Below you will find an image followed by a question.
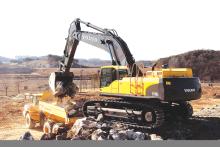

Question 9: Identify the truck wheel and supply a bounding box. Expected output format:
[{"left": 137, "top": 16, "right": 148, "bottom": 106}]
[
  {"left": 43, "top": 121, "right": 54, "bottom": 134},
  {"left": 25, "top": 113, "right": 36, "bottom": 129}
]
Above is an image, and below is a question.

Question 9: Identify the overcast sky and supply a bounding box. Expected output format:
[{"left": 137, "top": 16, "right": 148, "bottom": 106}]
[{"left": 0, "top": 0, "right": 220, "bottom": 60}]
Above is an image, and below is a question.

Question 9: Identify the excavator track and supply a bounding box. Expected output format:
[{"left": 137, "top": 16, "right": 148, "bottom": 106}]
[
  {"left": 82, "top": 99, "right": 165, "bottom": 129},
  {"left": 170, "top": 101, "right": 193, "bottom": 119}
]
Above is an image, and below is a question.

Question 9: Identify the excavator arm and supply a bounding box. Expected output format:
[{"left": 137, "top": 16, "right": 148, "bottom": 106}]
[
  {"left": 49, "top": 18, "right": 142, "bottom": 97},
  {"left": 60, "top": 18, "right": 140, "bottom": 74}
]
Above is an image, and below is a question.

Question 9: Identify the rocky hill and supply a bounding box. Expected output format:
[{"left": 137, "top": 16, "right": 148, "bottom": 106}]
[{"left": 156, "top": 50, "right": 220, "bottom": 81}]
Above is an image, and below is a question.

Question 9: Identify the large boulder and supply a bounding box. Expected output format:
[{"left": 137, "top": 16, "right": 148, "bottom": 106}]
[{"left": 19, "top": 131, "right": 34, "bottom": 140}]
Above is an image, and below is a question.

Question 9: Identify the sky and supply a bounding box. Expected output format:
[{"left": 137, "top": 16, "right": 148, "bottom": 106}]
[{"left": 0, "top": 0, "right": 220, "bottom": 60}]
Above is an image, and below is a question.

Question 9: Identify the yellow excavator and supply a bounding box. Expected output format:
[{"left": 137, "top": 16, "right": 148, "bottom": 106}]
[{"left": 48, "top": 18, "right": 202, "bottom": 129}]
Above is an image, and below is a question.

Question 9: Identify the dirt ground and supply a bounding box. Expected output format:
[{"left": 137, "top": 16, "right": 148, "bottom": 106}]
[
  {"left": 0, "top": 84, "right": 220, "bottom": 140},
  {"left": 0, "top": 97, "right": 43, "bottom": 140}
]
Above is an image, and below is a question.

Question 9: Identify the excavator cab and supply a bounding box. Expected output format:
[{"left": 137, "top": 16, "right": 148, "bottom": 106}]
[{"left": 100, "top": 66, "right": 128, "bottom": 88}]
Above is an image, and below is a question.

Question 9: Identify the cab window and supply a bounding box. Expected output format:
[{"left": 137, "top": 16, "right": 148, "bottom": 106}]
[
  {"left": 118, "top": 69, "right": 128, "bottom": 80},
  {"left": 100, "top": 68, "right": 116, "bottom": 87}
]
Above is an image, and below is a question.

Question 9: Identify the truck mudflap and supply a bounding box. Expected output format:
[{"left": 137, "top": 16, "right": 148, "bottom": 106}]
[{"left": 162, "top": 77, "right": 202, "bottom": 102}]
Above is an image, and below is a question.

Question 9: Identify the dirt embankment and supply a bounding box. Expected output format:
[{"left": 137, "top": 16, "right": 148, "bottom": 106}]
[{"left": 156, "top": 50, "right": 220, "bottom": 81}]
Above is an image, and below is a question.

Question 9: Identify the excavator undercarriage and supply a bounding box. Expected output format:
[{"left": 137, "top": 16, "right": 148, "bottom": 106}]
[{"left": 82, "top": 99, "right": 193, "bottom": 129}]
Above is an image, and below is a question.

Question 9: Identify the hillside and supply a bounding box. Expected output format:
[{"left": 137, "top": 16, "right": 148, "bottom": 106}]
[
  {"left": 0, "top": 50, "right": 219, "bottom": 80},
  {"left": 8, "top": 55, "right": 87, "bottom": 68},
  {"left": 156, "top": 50, "right": 220, "bottom": 81},
  {"left": 77, "top": 58, "right": 111, "bottom": 67},
  {"left": 0, "top": 56, "right": 10, "bottom": 63},
  {"left": 7, "top": 55, "right": 152, "bottom": 68}
]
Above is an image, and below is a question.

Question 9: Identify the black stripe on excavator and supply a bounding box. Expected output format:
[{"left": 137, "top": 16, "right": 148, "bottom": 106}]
[{"left": 100, "top": 93, "right": 161, "bottom": 100}]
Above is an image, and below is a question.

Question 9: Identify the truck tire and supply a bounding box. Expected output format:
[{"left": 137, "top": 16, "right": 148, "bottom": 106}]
[
  {"left": 25, "top": 113, "right": 36, "bottom": 129},
  {"left": 43, "top": 121, "right": 54, "bottom": 134}
]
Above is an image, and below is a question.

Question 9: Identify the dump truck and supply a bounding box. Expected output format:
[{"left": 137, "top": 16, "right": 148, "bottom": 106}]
[{"left": 23, "top": 91, "right": 81, "bottom": 133}]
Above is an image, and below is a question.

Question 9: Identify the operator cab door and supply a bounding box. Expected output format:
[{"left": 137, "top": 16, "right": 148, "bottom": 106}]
[
  {"left": 118, "top": 69, "right": 129, "bottom": 94},
  {"left": 100, "top": 68, "right": 118, "bottom": 93}
]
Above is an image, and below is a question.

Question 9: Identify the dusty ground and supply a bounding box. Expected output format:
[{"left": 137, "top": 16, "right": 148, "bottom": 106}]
[
  {"left": 0, "top": 97, "right": 43, "bottom": 140},
  {"left": 0, "top": 84, "right": 220, "bottom": 140}
]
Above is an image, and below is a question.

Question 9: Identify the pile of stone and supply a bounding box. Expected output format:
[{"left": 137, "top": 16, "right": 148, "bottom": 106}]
[
  {"left": 19, "top": 132, "right": 35, "bottom": 140},
  {"left": 67, "top": 117, "right": 154, "bottom": 140},
  {"left": 19, "top": 117, "right": 163, "bottom": 140}
]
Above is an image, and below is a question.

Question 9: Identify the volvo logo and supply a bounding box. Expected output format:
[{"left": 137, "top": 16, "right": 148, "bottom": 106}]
[
  {"left": 82, "top": 35, "right": 98, "bottom": 43},
  {"left": 184, "top": 89, "right": 195, "bottom": 92}
]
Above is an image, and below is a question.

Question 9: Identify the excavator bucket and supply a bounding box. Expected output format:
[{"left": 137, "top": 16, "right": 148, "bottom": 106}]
[{"left": 49, "top": 72, "right": 77, "bottom": 97}]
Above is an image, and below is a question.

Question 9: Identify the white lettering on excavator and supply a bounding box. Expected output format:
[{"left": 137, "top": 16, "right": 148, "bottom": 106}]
[
  {"left": 82, "top": 35, "right": 98, "bottom": 43},
  {"left": 184, "top": 89, "right": 195, "bottom": 93}
]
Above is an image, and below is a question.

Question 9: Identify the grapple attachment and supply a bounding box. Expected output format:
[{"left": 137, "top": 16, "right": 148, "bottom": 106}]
[{"left": 49, "top": 72, "right": 78, "bottom": 98}]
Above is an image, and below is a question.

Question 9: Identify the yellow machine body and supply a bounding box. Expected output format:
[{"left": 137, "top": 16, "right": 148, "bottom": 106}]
[{"left": 100, "top": 66, "right": 194, "bottom": 99}]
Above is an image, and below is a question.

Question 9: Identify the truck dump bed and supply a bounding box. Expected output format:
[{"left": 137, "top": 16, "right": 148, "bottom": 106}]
[
  {"left": 23, "top": 91, "right": 81, "bottom": 128},
  {"left": 38, "top": 101, "right": 78, "bottom": 125}
]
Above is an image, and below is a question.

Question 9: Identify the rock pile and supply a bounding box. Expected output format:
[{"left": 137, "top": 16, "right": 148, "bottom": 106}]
[
  {"left": 19, "top": 131, "right": 35, "bottom": 140},
  {"left": 66, "top": 117, "right": 151, "bottom": 140},
  {"left": 19, "top": 117, "right": 163, "bottom": 140}
]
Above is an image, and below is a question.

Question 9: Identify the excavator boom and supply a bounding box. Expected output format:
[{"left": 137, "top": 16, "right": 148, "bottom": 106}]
[{"left": 59, "top": 18, "right": 139, "bottom": 73}]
